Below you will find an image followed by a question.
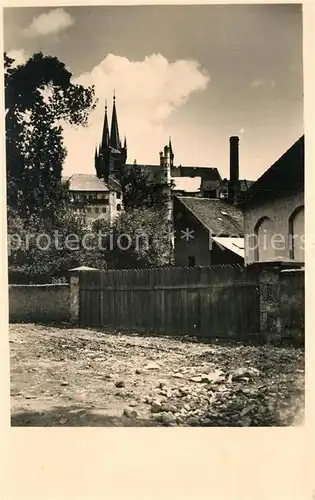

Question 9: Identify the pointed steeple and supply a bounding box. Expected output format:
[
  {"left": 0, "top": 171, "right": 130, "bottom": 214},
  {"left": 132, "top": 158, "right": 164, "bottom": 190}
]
[
  {"left": 101, "top": 99, "right": 109, "bottom": 149},
  {"left": 169, "top": 136, "right": 174, "bottom": 166},
  {"left": 110, "top": 91, "right": 121, "bottom": 150},
  {"left": 123, "top": 135, "right": 127, "bottom": 149}
]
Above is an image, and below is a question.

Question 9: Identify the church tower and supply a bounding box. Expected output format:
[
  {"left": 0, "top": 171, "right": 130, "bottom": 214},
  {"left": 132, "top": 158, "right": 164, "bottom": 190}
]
[{"left": 95, "top": 94, "right": 127, "bottom": 181}]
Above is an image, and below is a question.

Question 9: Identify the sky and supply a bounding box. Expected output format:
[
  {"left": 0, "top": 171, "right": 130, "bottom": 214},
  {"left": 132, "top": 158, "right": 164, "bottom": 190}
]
[{"left": 3, "top": 4, "right": 304, "bottom": 180}]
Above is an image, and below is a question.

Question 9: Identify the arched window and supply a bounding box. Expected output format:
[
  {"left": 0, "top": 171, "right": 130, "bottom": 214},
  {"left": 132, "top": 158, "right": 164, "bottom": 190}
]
[
  {"left": 117, "top": 204, "right": 121, "bottom": 212},
  {"left": 289, "top": 206, "right": 304, "bottom": 261},
  {"left": 254, "top": 217, "right": 276, "bottom": 262}
]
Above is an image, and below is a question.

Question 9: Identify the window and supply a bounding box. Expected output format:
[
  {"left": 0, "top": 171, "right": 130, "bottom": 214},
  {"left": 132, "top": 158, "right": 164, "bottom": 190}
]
[
  {"left": 289, "top": 206, "right": 304, "bottom": 261},
  {"left": 117, "top": 204, "right": 122, "bottom": 211},
  {"left": 188, "top": 256, "right": 195, "bottom": 267},
  {"left": 254, "top": 217, "right": 276, "bottom": 262},
  {"left": 86, "top": 207, "right": 92, "bottom": 213},
  {"left": 102, "top": 207, "right": 107, "bottom": 213},
  {"left": 117, "top": 192, "right": 121, "bottom": 199},
  {"left": 95, "top": 207, "right": 99, "bottom": 214},
  {"left": 103, "top": 199, "right": 109, "bottom": 205}
]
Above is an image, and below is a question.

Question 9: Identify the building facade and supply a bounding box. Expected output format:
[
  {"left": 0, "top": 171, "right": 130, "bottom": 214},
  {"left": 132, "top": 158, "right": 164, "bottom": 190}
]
[
  {"left": 242, "top": 136, "right": 304, "bottom": 265},
  {"left": 173, "top": 196, "right": 245, "bottom": 267},
  {"left": 67, "top": 174, "right": 123, "bottom": 226}
]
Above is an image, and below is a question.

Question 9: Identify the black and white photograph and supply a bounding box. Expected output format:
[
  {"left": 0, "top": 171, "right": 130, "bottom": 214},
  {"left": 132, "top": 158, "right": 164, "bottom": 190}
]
[{"left": 4, "top": 3, "right": 305, "bottom": 428}]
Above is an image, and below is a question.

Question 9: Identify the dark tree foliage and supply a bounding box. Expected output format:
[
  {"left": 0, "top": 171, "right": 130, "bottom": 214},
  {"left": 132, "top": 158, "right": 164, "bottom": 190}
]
[
  {"left": 119, "top": 164, "right": 174, "bottom": 211},
  {"left": 5, "top": 51, "right": 97, "bottom": 220}
]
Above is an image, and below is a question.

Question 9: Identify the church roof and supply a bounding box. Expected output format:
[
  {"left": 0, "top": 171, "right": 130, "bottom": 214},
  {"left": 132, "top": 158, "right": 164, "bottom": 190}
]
[
  {"left": 110, "top": 96, "right": 121, "bottom": 150},
  {"left": 101, "top": 102, "right": 109, "bottom": 149}
]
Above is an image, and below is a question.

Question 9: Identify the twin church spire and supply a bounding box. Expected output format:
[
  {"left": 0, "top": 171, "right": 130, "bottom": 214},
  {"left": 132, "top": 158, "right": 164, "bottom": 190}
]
[
  {"left": 95, "top": 93, "right": 174, "bottom": 180},
  {"left": 95, "top": 94, "right": 127, "bottom": 180}
]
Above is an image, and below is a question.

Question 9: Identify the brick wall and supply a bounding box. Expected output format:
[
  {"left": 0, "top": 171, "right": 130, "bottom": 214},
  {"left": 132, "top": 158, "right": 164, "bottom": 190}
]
[{"left": 9, "top": 284, "right": 70, "bottom": 323}]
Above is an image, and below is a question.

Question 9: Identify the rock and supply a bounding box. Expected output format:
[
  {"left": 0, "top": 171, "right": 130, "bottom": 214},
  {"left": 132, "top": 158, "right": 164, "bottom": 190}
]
[
  {"left": 172, "top": 373, "right": 184, "bottom": 379},
  {"left": 187, "top": 416, "right": 200, "bottom": 426},
  {"left": 161, "top": 403, "right": 177, "bottom": 413},
  {"left": 60, "top": 381, "right": 69, "bottom": 386},
  {"left": 123, "top": 408, "right": 138, "bottom": 418},
  {"left": 59, "top": 418, "right": 68, "bottom": 425},
  {"left": 201, "top": 418, "right": 212, "bottom": 426},
  {"left": 115, "top": 380, "right": 125, "bottom": 388},
  {"left": 129, "top": 402, "right": 138, "bottom": 407},
  {"left": 146, "top": 361, "right": 160, "bottom": 370},
  {"left": 160, "top": 411, "right": 176, "bottom": 424},
  {"left": 201, "top": 370, "right": 225, "bottom": 384},
  {"left": 183, "top": 403, "right": 191, "bottom": 411},
  {"left": 104, "top": 374, "right": 113, "bottom": 380},
  {"left": 144, "top": 397, "right": 152, "bottom": 404},
  {"left": 151, "top": 401, "right": 163, "bottom": 413},
  {"left": 178, "top": 387, "right": 190, "bottom": 396},
  {"left": 158, "top": 390, "right": 167, "bottom": 396},
  {"left": 231, "top": 367, "right": 260, "bottom": 381},
  {"left": 190, "top": 376, "right": 203, "bottom": 383},
  {"left": 135, "top": 369, "right": 141, "bottom": 375},
  {"left": 241, "top": 417, "right": 252, "bottom": 427},
  {"left": 158, "top": 381, "right": 167, "bottom": 389},
  {"left": 25, "top": 395, "right": 37, "bottom": 399}
]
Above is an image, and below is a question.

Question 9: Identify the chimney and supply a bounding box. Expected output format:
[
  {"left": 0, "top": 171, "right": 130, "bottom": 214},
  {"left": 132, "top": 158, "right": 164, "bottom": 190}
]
[{"left": 229, "top": 136, "right": 239, "bottom": 182}]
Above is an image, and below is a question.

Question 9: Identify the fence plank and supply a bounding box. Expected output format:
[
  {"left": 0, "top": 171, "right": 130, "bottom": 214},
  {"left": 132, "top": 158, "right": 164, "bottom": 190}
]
[{"left": 79, "top": 265, "right": 260, "bottom": 338}]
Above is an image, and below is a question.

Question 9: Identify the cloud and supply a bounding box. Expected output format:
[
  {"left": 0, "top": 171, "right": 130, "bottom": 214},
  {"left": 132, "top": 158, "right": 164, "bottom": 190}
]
[
  {"left": 24, "top": 8, "right": 74, "bottom": 38},
  {"left": 62, "top": 53, "right": 210, "bottom": 174},
  {"left": 6, "top": 49, "right": 29, "bottom": 67},
  {"left": 250, "top": 78, "right": 276, "bottom": 89}
]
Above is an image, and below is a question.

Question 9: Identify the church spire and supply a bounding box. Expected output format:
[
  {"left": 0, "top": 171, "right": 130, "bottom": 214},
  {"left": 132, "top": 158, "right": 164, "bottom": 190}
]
[
  {"left": 101, "top": 99, "right": 109, "bottom": 149},
  {"left": 110, "top": 91, "right": 121, "bottom": 150},
  {"left": 169, "top": 136, "right": 174, "bottom": 166}
]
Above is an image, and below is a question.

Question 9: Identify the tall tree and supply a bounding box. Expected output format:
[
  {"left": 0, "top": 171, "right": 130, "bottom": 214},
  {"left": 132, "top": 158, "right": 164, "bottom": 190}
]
[
  {"left": 5, "top": 52, "right": 96, "bottom": 220},
  {"left": 119, "top": 164, "right": 173, "bottom": 211}
]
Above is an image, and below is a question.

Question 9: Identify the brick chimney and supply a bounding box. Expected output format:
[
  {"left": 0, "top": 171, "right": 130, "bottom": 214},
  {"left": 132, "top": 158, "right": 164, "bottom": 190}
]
[
  {"left": 230, "top": 136, "right": 239, "bottom": 181},
  {"left": 228, "top": 136, "right": 240, "bottom": 203}
]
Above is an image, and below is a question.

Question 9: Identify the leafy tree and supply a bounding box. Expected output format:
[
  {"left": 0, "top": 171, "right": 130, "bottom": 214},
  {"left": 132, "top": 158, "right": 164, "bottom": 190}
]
[
  {"left": 5, "top": 51, "right": 96, "bottom": 220},
  {"left": 92, "top": 208, "right": 172, "bottom": 269},
  {"left": 119, "top": 164, "right": 174, "bottom": 211}
]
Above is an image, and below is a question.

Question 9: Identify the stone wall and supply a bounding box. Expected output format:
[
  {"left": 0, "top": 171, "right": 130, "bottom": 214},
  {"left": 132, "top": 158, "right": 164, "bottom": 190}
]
[
  {"left": 279, "top": 269, "right": 304, "bottom": 343},
  {"left": 256, "top": 262, "right": 304, "bottom": 344},
  {"left": 9, "top": 284, "right": 70, "bottom": 323}
]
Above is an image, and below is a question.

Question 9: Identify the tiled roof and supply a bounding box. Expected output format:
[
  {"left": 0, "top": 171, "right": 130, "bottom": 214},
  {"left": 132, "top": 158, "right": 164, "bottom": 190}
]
[
  {"left": 125, "top": 164, "right": 222, "bottom": 182},
  {"left": 67, "top": 174, "right": 109, "bottom": 192},
  {"left": 125, "top": 164, "right": 163, "bottom": 180},
  {"left": 243, "top": 136, "right": 304, "bottom": 205},
  {"left": 173, "top": 166, "right": 221, "bottom": 181},
  {"left": 176, "top": 196, "right": 244, "bottom": 236},
  {"left": 172, "top": 176, "right": 201, "bottom": 193}
]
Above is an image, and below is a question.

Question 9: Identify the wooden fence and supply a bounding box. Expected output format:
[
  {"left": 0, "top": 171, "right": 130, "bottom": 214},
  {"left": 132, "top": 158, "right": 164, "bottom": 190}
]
[{"left": 79, "top": 264, "right": 260, "bottom": 339}]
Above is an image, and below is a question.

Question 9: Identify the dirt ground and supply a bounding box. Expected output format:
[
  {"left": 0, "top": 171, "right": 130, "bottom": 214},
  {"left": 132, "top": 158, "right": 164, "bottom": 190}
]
[{"left": 10, "top": 323, "right": 304, "bottom": 427}]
